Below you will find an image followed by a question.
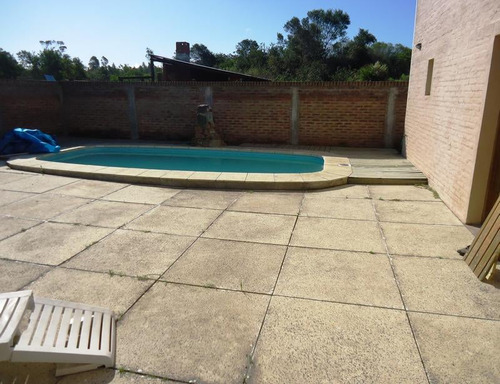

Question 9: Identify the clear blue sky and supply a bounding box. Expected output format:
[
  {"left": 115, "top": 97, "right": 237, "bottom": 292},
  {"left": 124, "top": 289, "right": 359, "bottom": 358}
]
[{"left": 1, "top": 0, "right": 416, "bottom": 67}]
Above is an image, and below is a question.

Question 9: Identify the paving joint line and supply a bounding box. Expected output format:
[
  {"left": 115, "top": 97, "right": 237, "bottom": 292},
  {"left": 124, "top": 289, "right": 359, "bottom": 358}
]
[
  {"left": 109, "top": 367, "right": 191, "bottom": 383},
  {"left": 18, "top": 195, "right": 164, "bottom": 296},
  {"left": 368, "top": 186, "right": 432, "bottom": 384},
  {"left": 242, "top": 191, "right": 306, "bottom": 383},
  {"left": 117, "top": 191, "right": 241, "bottom": 321}
]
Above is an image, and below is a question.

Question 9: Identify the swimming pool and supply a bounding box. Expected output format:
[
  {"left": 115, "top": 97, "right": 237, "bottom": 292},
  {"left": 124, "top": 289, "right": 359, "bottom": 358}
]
[
  {"left": 8, "top": 145, "right": 351, "bottom": 190},
  {"left": 43, "top": 146, "right": 324, "bottom": 174}
]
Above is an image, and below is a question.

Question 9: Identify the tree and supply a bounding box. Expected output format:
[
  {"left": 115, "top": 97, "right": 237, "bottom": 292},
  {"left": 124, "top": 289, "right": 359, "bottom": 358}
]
[
  {"left": 234, "top": 39, "right": 267, "bottom": 73},
  {"left": 88, "top": 56, "right": 100, "bottom": 70},
  {"left": 190, "top": 44, "right": 217, "bottom": 67},
  {"left": 357, "top": 61, "right": 389, "bottom": 81},
  {"left": 0, "top": 49, "right": 22, "bottom": 79},
  {"left": 369, "top": 42, "right": 411, "bottom": 79},
  {"left": 39, "top": 40, "right": 67, "bottom": 53},
  {"left": 62, "top": 57, "right": 87, "bottom": 80},
  {"left": 345, "top": 28, "right": 377, "bottom": 68},
  {"left": 278, "top": 8, "right": 350, "bottom": 80},
  {"left": 17, "top": 41, "right": 86, "bottom": 80},
  {"left": 307, "top": 9, "right": 350, "bottom": 54}
]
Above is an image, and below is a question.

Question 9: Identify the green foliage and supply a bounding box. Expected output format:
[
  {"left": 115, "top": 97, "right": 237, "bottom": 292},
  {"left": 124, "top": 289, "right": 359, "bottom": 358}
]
[
  {"left": 15, "top": 40, "right": 87, "bottom": 80},
  {"left": 0, "top": 48, "right": 22, "bottom": 78},
  {"left": 4, "top": 9, "right": 411, "bottom": 82},
  {"left": 190, "top": 43, "right": 217, "bottom": 67},
  {"left": 357, "top": 61, "right": 389, "bottom": 81},
  {"left": 369, "top": 42, "right": 412, "bottom": 79},
  {"left": 192, "top": 7, "right": 409, "bottom": 81}
]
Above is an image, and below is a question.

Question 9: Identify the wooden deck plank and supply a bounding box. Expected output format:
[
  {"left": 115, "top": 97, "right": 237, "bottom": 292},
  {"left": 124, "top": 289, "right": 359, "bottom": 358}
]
[{"left": 465, "top": 196, "right": 500, "bottom": 280}]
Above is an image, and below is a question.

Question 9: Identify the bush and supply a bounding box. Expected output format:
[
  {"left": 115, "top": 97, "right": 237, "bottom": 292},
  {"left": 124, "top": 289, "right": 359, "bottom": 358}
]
[{"left": 357, "top": 61, "right": 389, "bottom": 81}]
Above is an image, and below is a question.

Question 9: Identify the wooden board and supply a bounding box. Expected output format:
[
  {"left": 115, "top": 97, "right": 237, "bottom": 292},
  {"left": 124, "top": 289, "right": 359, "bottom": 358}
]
[{"left": 464, "top": 195, "right": 500, "bottom": 280}]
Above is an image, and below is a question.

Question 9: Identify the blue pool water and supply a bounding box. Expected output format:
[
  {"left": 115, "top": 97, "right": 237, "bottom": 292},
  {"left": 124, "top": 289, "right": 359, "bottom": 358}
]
[{"left": 43, "top": 146, "right": 324, "bottom": 174}]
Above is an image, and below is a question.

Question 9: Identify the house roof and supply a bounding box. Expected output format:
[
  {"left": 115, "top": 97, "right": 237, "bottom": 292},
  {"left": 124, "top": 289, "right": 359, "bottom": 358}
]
[{"left": 150, "top": 55, "right": 270, "bottom": 82}]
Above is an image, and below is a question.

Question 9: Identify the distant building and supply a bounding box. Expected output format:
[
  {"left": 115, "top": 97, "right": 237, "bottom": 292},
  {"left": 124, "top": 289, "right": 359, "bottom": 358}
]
[
  {"left": 149, "top": 42, "right": 269, "bottom": 82},
  {"left": 405, "top": 0, "right": 499, "bottom": 224}
]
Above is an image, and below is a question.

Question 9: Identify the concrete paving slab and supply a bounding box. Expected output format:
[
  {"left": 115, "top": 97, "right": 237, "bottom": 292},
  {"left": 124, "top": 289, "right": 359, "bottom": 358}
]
[
  {"left": 300, "top": 195, "right": 376, "bottom": 220},
  {"left": 51, "top": 179, "right": 126, "bottom": 198},
  {"left": 306, "top": 185, "right": 370, "bottom": 199},
  {"left": 291, "top": 217, "right": 385, "bottom": 253},
  {"left": 202, "top": 211, "right": 296, "bottom": 245},
  {"left": 249, "top": 297, "right": 427, "bottom": 384},
  {"left": 1, "top": 174, "right": 77, "bottom": 193},
  {"left": 58, "top": 369, "right": 176, "bottom": 383},
  {"left": 382, "top": 222, "right": 474, "bottom": 258},
  {"left": 54, "top": 200, "right": 152, "bottom": 228},
  {"left": 0, "top": 259, "right": 50, "bottom": 291},
  {"left": 163, "top": 238, "right": 286, "bottom": 293},
  {"left": 0, "top": 193, "right": 90, "bottom": 220},
  {"left": 375, "top": 200, "right": 462, "bottom": 225},
  {"left": 0, "top": 216, "right": 40, "bottom": 240},
  {"left": 0, "top": 171, "right": 36, "bottom": 185},
  {"left": 0, "top": 362, "right": 56, "bottom": 384},
  {"left": 126, "top": 205, "right": 221, "bottom": 236},
  {"left": 229, "top": 192, "right": 303, "bottom": 215},
  {"left": 26, "top": 267, "right": 151, "bottom": 314},
  {"left": 0, "top": 222, "right": 113, "bottom": 265},
  {"left": 163, "top": 189, "right": 241, "bottom": 210},
  {"left": 409, "top": 312, "right": 500, "bottom": 384},
  {"left": 275, "top": 247, "right": 402, "bottom": 308},
  {"left": 0, "top": 190, "right": 35, "bottom": 206},
  {"left": 103, "top": 185, "right": 180, "bottom": 204},
  {"left": 369, "top": 185, "right": 438, "bottom": 201},
  {"left": 393, "top": 257, "right": 500, "bottom": 319},
  {"left": 117, "top": 283, "right": 269, "bottom": 383},
  {"left": 65, "top": 229, "right": 194, "bottom": 277}
]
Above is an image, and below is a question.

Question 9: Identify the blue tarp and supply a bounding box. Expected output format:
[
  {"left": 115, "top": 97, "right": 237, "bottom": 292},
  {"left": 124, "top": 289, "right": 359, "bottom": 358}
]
[{"left": 0, "top": 128, "right": 60, "bottom": 155}]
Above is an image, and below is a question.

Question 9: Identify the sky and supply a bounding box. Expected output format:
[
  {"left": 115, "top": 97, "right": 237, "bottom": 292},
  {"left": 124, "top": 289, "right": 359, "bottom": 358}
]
[{"left": 1, "top": 0, "right": 416, "bottom": 67}]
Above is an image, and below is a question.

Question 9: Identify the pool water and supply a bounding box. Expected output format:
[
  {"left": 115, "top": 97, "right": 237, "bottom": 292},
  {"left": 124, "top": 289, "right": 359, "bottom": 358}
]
[{"left": 43, "top": 146, "right": 324, "bottom": 174}]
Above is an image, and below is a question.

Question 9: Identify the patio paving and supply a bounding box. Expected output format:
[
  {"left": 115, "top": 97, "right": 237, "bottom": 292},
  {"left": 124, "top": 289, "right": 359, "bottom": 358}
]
[{"left": 0, "top": 166, "right": 498, "bottom": 384}]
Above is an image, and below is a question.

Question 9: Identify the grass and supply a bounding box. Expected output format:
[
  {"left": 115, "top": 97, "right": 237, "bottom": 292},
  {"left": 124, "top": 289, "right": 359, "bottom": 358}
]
[
  {"left": 243, "top": 352, "right": 254, "bottom": 384},
  {"left": 108, "top": 269, "right": 124, "bottom": 277},
  {"left": 416, "top": 183, "right": 440, "bottom": 199}
]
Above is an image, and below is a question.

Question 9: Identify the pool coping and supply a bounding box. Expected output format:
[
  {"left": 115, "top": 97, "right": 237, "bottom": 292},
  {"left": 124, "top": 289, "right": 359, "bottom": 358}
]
[{"left": 6, "top": 145, "right": 352, "bottom": 190}]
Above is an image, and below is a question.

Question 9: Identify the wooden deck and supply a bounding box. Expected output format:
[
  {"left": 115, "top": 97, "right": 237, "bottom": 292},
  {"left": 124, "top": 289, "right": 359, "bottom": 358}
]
[{"left": 242, "top": 145, "right": 427, "bottom": 185}]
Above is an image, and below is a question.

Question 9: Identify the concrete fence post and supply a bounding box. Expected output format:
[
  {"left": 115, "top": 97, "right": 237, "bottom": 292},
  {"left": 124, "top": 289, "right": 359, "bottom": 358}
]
[
  {"left": 384, "top": 87, "right": 398, "bottom": 148},
  {"left": 291, "top": 87, "right": 299, "bottom": 145},
  {"left": 204, "top": 86, "right": 213, "bottom": 107},
  {"left": 126, "top": 85, "right": 139, "bottom": 140}
]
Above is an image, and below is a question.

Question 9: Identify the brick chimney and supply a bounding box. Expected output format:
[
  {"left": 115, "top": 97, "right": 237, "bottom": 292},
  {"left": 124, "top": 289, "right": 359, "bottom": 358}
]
[{"left": 175, "top": 42, "right": 190, "bottom": 62}]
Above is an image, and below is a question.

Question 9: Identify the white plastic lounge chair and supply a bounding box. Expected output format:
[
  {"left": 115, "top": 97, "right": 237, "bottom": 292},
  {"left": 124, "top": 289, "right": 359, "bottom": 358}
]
[{"left": 0, "top": 290, "right": 116, "bottom": 376}]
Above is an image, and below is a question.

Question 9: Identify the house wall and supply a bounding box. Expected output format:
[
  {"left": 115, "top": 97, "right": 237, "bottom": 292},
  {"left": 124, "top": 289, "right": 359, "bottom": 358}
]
[
  {"left": 0, "top": 80, "right": 408, "bottom": 148},
  {"left": 405, "top": 0, "right": 500, "bottom": 223}
]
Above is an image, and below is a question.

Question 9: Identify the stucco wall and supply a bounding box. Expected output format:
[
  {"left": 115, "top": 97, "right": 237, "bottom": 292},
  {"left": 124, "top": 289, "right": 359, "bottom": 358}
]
[{"left": 405, "top": 0, "right": 500, "bottom": 223}]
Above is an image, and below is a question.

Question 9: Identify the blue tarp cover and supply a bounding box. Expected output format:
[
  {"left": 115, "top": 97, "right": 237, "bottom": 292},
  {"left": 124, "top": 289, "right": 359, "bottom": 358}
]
[{"left": 0, "top": 128, "right": 60, "bottom": 155}]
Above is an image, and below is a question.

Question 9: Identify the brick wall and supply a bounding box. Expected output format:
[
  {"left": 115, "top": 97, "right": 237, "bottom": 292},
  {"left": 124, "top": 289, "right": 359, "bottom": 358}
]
[
  {"left": 405, "top": 0, "right": 500, "bottom": 222},
  {"left": 0, "top": 80, "right": 408, "bottom": 148},
  {"left": 0, "top": 81, "right": 63, "bottom": 137},
  {"left": 61, "top": 83, "right": 130, "bottom": 138},
  {"left": 298, "top": 84, "right": 407, "bottom": 147}
]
